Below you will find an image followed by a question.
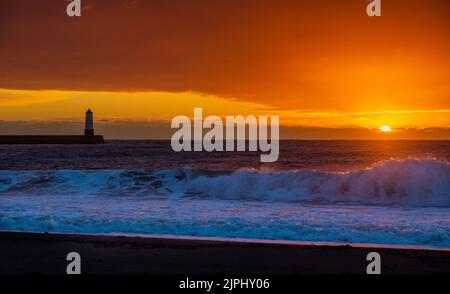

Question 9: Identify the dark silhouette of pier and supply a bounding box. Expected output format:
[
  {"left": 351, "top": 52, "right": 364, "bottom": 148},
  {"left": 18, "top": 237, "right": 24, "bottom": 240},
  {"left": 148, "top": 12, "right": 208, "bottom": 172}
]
[{"left": 0, "top": 109, "right": 104, "bottom": 144}]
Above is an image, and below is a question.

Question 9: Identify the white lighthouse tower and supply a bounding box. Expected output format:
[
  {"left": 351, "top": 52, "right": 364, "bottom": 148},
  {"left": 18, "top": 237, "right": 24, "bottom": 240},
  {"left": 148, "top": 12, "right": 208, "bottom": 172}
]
[{"left": 84, "top": 109, "right": 94, "bottom": 136}]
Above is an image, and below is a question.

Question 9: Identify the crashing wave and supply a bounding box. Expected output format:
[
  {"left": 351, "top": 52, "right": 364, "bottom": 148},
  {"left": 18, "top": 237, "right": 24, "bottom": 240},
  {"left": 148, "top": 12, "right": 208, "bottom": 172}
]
[{"left": 0, "top": 159, "right": 449, "bottom": 207}]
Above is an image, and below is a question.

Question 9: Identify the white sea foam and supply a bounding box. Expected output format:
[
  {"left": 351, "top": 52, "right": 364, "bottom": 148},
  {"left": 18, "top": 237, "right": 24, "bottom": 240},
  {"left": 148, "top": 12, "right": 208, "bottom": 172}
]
[
  {"left": 0, "top": 159, "right": 449, "bottom": 247},
  {"left": 0, "top": 159, "right": 449, "bottom": 207},
  {"left": 173, "top": 159, "right": 450, "bottom": 207}
]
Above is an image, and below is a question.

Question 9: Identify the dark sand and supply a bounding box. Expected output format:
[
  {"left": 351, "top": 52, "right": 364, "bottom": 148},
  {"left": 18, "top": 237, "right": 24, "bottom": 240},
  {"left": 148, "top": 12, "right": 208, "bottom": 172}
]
[{"left": 0, "top": 232, "right": 449, "bottom": 274}]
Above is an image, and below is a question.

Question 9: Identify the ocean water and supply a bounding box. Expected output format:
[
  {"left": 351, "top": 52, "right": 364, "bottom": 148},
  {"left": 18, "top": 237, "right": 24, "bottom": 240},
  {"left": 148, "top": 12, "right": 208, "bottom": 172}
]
[{"left": 0, "top": 140, "right": 449, "bottom": 248}]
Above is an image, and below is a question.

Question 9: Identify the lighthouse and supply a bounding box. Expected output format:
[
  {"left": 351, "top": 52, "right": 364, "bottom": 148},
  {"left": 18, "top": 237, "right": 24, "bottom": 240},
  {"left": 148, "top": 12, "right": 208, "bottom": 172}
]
[{"left": 84, "top": 109, "right": 95, "bottom": 136}]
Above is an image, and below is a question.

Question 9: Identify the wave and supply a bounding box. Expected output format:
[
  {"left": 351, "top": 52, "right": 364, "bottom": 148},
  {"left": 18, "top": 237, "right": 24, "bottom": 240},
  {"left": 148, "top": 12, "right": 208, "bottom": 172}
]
[{"left": 0, "top": 159, "right": 449, "bottom": 207}]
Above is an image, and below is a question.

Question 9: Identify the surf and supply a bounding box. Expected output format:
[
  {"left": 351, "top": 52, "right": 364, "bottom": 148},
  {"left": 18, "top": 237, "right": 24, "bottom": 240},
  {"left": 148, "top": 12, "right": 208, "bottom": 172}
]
[{"left": 0, "top": 159, "right": 449, "bottom": 208}]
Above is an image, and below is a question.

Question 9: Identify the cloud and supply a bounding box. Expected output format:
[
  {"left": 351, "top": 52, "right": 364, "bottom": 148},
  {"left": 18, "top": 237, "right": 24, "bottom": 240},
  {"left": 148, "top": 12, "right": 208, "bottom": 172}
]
[
  {"left": 0, "top": 0, "right": 449, "bottom": 111},
  {"left": 0, "top": 92, "right": 67, "bottom": 106}
]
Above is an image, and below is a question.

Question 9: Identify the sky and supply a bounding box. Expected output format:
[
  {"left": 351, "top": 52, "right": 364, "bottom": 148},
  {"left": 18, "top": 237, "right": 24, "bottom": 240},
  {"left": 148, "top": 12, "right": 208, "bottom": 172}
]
[{"left": 0, "top": 0, "right": 449, "bottom": 139}]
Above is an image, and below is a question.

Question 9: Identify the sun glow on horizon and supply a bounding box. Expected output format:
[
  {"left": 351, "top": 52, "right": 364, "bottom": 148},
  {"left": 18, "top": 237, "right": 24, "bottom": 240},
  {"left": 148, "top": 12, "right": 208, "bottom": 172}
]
[{"left": 379, "top": 125, "right": 393, "bottom": 133}]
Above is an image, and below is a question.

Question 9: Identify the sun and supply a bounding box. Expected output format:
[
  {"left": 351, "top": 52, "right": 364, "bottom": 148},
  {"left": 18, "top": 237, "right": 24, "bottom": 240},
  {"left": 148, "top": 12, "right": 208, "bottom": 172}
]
[{"left": 379, "top": 125, "right": 393, "bottom": 132}]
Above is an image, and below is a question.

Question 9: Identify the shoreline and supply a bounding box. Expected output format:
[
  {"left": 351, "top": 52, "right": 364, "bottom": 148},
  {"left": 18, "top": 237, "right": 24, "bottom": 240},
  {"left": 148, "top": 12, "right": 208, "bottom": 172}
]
[
  {"left": 1, "top": 231, "right": 449, "bottom": 274},
  {"left": 2, "top": 230, "right": 449, "bottom": 252}
]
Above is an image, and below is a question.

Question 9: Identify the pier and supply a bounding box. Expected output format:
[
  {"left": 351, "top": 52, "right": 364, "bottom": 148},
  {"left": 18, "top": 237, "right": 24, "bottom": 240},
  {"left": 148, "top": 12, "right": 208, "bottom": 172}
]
[{"left": 0, "top": 109, "right": 104, "bottom": 144}]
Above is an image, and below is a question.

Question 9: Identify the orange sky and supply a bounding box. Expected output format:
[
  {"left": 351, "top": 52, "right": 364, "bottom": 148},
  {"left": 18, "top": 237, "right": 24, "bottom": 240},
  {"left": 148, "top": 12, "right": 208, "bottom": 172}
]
[{"left": 0, "top": 0, "right": 449, "bottom": 139}]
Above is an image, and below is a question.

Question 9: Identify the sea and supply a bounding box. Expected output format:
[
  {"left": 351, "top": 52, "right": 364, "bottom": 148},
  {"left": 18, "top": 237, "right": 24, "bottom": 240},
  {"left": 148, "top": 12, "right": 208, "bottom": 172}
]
[{"left": 0, "top": 140, "right": 449, "bottom": 248}]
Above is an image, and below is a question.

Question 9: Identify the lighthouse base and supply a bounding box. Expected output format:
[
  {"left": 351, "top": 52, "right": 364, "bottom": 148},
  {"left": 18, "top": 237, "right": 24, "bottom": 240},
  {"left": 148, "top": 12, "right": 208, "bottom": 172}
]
[{"left": 85, "top": 129, "right": 95, "bottom": 136}]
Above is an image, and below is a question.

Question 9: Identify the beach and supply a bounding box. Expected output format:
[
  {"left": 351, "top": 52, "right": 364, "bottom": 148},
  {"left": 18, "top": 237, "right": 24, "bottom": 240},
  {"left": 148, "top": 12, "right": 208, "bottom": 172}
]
[
  {"left": 1, "top": 141, "right": 449, "bottom": 275},
  {"left": 0, "top": 231, "right": 449, "bottom": 274}
]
